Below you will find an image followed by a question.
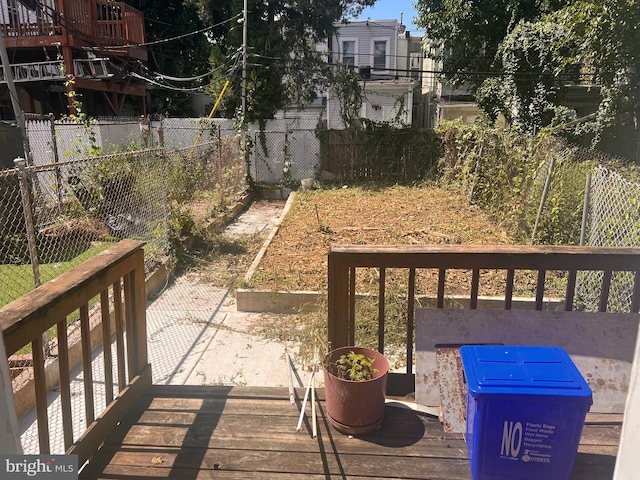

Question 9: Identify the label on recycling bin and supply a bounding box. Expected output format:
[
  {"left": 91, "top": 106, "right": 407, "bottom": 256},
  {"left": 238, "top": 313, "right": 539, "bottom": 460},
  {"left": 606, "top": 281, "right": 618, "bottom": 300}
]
[{"left": 499, "top": 420, "right": 556, "bottom": 463}]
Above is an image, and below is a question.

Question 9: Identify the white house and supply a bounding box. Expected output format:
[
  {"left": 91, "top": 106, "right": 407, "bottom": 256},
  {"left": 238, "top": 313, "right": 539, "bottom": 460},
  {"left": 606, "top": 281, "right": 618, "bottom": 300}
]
[
  {"left": 325, "top": 19, "right": 421, "bottom": 129},
  {"left": 420, "top": 38, "right": 481, "bottom": 129}
]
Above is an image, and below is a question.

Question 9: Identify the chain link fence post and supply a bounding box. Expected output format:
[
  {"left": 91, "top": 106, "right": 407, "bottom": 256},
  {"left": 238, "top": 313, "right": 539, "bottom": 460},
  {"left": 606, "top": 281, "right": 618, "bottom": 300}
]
[
  {"left": 48, "top": 113, "right": 64, "bottom": 212},
  {"left": 580, "top": 173, "right": 592, "bottom": 246},
  {"left": 14, "top": 156, "right": 48, "bottom": 356},
  {"left": 531, "top": 156, "right": 556, "bottom": 244},
  {"left": 14, "top": 157, "right": 40, "bottom": 288}
]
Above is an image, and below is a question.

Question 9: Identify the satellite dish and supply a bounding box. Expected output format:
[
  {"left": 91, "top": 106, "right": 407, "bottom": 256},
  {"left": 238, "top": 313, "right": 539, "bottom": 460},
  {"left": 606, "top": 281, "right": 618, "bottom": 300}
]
[{"left": 17, "top": 0, "right": 39, "bottom": 10}]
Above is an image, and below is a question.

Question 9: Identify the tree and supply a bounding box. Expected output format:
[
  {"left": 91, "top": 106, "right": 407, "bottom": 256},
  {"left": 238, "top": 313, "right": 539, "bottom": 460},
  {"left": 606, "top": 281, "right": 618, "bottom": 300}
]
[
  {"left": 555, "top": 1, "right": 640, "bottom": 145},
  {"left": 475, "top": 19, "right": 577, "bottom": 133},
  {"left": 416, "top": 0, "right": 640, "bottom": 151},
  {"left": 124, "top": 0, "right": 212, "bottom": 116},
  {"left": 416, "top": 0, "right": 564, "bottom": 90},
  {"left": 187, "top": 0, "right": 375, "bottom": 126}
]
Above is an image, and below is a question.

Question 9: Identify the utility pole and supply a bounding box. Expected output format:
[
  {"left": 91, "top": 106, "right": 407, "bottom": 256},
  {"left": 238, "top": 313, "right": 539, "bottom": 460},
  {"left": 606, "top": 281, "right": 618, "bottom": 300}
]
[
  {"left": 241, "top": 0, "right": 249, "bottom": 183},
  {"left": 242, "top": 0, "right": 247, "bottom": 123}
]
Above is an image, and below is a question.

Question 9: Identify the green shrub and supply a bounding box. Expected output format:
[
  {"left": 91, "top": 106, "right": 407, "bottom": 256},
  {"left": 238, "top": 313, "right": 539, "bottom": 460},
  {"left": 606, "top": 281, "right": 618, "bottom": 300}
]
[{"left": 434, "top": 121, "right": 640, "bottom": 245}]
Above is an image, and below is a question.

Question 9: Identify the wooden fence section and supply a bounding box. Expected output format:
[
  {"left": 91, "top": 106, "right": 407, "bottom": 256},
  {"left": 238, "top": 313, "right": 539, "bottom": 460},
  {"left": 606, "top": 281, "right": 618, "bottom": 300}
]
[
  {"left": 319, "top": 129, "right": 439, "bottom": 182},
  {"left": 327, "top": 244, "right": 640, "bottom": 395},
  {"left": 0, "top": 239, "right": 150, "bottom": 466}
]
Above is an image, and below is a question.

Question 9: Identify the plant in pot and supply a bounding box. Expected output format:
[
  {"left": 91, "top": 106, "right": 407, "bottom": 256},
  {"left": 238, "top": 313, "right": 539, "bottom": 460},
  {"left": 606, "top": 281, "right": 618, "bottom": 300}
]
[{"left": 323, "top": 346, "right": 389, "bottom": 435}]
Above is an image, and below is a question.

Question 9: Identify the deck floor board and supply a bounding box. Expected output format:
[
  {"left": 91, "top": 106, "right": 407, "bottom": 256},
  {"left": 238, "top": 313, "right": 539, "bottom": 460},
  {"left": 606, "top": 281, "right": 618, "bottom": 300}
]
[{"left": 80, "top": 385, "right": 620, "bottom": 480}]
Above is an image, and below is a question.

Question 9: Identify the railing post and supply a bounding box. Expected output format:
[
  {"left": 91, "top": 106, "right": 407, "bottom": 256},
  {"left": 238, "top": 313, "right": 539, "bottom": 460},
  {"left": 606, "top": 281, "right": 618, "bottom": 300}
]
[
  {"left": 0, "top": 328, "right": 22, "bottom": 454},
  {"left": 132, "top": 248, "right": 148, "bottom": 373},
  {"left": 328, "top": 250, "right": 350, "bottom": 350},
  {"left": 124, "top": 248, "right": 148, "bottom": 376}
]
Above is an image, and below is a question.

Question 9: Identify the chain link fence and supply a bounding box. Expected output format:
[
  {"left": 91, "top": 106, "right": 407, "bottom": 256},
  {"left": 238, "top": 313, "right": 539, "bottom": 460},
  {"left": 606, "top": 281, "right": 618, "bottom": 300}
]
[
  {"left": 3, "top": 134, "right": 246, "bottom": 394},
  {"left": 26, "top": 116, "right": 241, "bottom": 163},
  {"left": 251, "top": 129, "right": 320, "bottom": 184},
  {"left": 435, "top": 123, "right": 640, "bottom": 312},
  {"left": 7, "top": 117, "right": 640, "bottom": 399},
  {"left": 576, "top": 165, "right": 640, "bottom": 312},
  {"left": 3, "top": 148, "right": 166, "bottom": 394},
  {"left": 527, "top": 140, "right": 640, "bottom": 311},
  {"left": 2, "top": 138, "right": 246, "bottom": 307},
  {"left": 24, "top": 116, "right": 321, "bottom": 186}
]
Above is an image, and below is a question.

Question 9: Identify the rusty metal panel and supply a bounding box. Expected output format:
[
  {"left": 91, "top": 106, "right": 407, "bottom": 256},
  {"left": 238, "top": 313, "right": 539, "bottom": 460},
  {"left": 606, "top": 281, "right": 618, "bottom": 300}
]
[{"left": 435, "top": 345, "right": 467, "bottom": 434}]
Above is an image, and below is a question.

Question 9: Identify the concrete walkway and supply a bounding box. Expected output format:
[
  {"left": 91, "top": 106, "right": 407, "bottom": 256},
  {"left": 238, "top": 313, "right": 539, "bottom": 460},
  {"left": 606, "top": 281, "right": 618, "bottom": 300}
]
[
  {"left": 147, "top": 199, "right": 301, "bottom": 388},
  {"left": 19, "top": 198, "right": 310, "bottom": 454}
]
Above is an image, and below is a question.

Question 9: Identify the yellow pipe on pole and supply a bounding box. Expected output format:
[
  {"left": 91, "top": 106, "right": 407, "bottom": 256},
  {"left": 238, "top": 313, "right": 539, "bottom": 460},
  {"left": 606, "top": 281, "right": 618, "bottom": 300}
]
[{"left": 188, "top": 80, "right": 230, "bottom": 156}]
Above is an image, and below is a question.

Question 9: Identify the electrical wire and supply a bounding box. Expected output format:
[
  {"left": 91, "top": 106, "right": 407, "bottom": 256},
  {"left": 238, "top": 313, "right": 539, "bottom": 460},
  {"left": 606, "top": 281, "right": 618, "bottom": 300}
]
[
  {"left": 130, "top": 52, "right": 241, "bottom": 94},
  {"left": 16, "top": 1, "right": 232, "bottom": 96},
  {"left": 141, "top": 63, "right": 229, "bottom": 83},
  {"left": 249, "top": 53, "right": 600, "bottom": 81},
  {"left": 129, "top": 72, "right": 206, "bottom": 92},
  {"left": 105, "top": 13, "right": 243, "bottom": 49},
  {"left": 17, "top": 2, "right": 602, "bottom": 101}
]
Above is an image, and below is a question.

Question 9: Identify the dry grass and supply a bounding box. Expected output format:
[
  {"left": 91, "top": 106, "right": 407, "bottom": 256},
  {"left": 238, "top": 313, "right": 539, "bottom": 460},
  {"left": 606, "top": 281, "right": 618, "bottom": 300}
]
[
  {"left": 249, "top": 183, "right": 513, "bottom": 293},
  {"left": 218, "top": 185, "right": 565, "bottom": 368}
]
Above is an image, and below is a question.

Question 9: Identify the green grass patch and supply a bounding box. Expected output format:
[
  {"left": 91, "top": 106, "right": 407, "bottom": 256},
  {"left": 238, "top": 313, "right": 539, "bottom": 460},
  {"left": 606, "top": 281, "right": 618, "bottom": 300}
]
[{"left": 0, "top": 241, "right": 117, "bottom": 308}]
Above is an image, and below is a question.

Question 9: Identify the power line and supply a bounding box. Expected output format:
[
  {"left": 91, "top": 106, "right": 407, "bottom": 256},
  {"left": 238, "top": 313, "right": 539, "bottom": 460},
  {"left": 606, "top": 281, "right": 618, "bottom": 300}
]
[
  {"left": 105, "top": 14, "right": 243, "bottom": 49},
  {"left": 130, "top": 53, "right": 242, "bottom": 94},
  {"left": 249, "top": 53, "right": 600, "bottom": 81},
  {"left": 142, "top": 64, "right": 229, "bottom": 83},
  {"left": 129, "top": 72, "right": 206, "bottom": 92}
]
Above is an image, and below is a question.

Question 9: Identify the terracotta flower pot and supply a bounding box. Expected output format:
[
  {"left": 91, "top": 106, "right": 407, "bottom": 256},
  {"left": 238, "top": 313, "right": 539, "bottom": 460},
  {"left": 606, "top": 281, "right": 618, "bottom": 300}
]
[{"left": 323, "top": 346, "right": 389, "bottom": 435}]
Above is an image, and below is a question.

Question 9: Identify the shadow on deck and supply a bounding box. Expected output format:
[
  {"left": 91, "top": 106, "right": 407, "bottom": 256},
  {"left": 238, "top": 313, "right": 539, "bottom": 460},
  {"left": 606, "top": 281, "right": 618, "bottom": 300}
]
[{"left": 80, "top": 385, "right": 619, "bottom": 480}]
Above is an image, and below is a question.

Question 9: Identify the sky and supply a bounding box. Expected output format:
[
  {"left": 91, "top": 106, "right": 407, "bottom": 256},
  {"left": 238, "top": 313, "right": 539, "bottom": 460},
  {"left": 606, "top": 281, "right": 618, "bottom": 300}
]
[{"left": 358, "top": 0, "right": 425, "bottom": 35}]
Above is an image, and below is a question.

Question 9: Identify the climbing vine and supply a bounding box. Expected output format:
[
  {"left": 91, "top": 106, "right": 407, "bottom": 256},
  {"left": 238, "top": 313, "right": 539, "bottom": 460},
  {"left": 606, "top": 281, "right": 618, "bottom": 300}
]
[{"left": 55, "top": 44, "right": 101, "bottom": 158}]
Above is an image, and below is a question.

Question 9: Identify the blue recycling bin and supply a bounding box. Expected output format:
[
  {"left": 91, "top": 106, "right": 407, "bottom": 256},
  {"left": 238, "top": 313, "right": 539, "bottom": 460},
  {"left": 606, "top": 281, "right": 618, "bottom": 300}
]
[{"left": 459, "top": 345, "right": 592, "bottom": 480}]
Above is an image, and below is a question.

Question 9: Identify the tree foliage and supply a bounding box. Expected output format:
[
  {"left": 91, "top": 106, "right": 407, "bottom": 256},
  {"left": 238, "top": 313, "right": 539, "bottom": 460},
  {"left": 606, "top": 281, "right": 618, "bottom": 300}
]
[
  {"left": 187, "top": 0, "right": 375, "bottom": 126},
  {"left": 476, "top": 19, "right": 577, "bottom": 131},
  {"left": 556, "top": 1, "right": 640, "bottom": 139},
  {"left": 417, "top": 1, "right": 564, "bottom": 89},
  {"left": 417, "top": 0, "right": 640, "bottom": 147},
  {"left": 124, "top": 0, "right": 212, "bottom": 116}
]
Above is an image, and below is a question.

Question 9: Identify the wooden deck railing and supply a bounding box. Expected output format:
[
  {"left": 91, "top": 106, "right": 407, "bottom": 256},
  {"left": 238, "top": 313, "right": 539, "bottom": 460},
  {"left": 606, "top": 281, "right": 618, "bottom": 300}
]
[
  {"left": 327, "top": 244, "right": 640, "bottom": 395},
  {"left": 93, "top": 0, "right": 145, "bottom": 46},
  {"left": 0, "top": 239, "right": 150, "bottom": 467},
  {"left": 0, "top": 0, "right": 145, "bottom": 47}
]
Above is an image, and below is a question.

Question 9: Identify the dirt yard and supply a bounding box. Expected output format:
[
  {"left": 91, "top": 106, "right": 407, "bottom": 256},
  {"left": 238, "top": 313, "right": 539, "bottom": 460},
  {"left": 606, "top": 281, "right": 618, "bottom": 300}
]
[{"left": 248, "top": 184, "right": 514, "bottom": 293}]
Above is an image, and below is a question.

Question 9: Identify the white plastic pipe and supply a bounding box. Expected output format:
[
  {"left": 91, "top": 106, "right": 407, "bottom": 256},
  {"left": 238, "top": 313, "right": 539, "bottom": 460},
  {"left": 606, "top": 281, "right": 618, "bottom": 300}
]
[{"left": 296, "top": 370, "right": 314, "bottom": 432}]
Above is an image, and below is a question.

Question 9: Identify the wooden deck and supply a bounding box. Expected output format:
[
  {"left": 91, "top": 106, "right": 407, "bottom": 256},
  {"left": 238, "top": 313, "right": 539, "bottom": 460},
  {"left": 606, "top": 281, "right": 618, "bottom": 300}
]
[{"left": 79, "top": 385, "right": 621, "bottom": 479}]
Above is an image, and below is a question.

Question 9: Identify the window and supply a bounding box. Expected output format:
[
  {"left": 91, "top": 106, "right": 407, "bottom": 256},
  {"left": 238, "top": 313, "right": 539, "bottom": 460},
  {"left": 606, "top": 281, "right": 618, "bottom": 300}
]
[
  {"left": 373, "top": 40, "right": 387, "bottom": 70},
  {"left": 342, "top": 40, "right": 356, "bottom": 67}
]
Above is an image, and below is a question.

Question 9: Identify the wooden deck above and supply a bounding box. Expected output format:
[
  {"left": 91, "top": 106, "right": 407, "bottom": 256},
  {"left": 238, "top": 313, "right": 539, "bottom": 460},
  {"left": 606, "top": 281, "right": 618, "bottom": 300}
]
[
  {"left": 0, "top": 0, "right": 147, "bottom": 60},
  {"left": 79, "top": 385, "right": 620, "bottom": 479}
]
